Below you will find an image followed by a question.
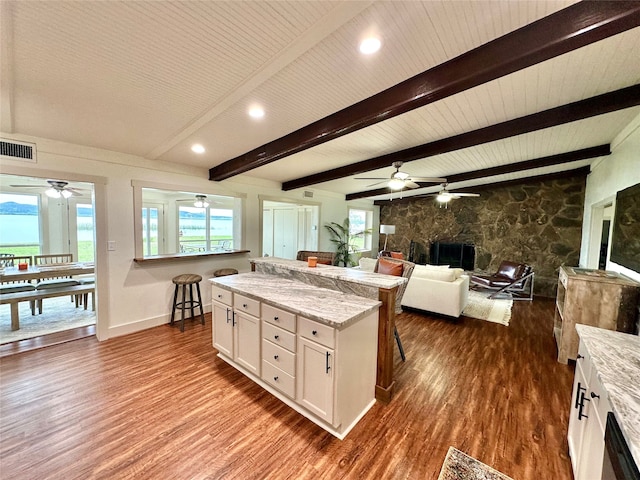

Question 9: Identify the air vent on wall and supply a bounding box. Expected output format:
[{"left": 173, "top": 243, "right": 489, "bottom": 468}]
[
  {"left": 0, "top": 139, "right": 37, "bottom": 163},
  {"left": 303, "top": 190, "right": 314, "bottom": 198}
]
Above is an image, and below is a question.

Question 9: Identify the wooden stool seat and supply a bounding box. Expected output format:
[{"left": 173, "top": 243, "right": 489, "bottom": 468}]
[
  {"left": 170, "top": 274, "right": 205, "bottom": 332},
  {"left": 213, "top": 269, "right": 238, "bottom": 277}
]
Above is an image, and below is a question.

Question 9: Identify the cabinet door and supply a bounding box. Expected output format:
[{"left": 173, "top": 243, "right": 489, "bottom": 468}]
[
  {"left": 234, "top": 311, "right": 261, "bottom": 375},
  {"left": 212, "top": 301, "right": 233, "bottom": 357},
  {"left": 567, "top": 362, "right": 588, "bottom": 474},
  {"left": 297, "top": 336, "right": 334, "bottom": 424}
]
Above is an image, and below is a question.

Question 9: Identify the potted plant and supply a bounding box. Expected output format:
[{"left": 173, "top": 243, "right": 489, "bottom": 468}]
[{"left": 324, "top": 218, "right": 370, "bottom": 267}]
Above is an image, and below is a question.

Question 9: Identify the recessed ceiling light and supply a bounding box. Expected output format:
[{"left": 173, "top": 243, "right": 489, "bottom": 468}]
[
  {"left": 191, "top": 144, "right": 205, "bottom": 154},
  {"left": 248, "top": 106, "right": 265, "bottom": 119},
  {"left": 359, "top": 37, "right": 381, "bottom": 55}
]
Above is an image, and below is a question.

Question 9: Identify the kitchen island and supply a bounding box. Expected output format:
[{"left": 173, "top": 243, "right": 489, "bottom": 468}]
[
  {"left": 209, "top": 273, "right": 381, "bottom": 439},
  {"left": 568, "top": 324, "right": 639, "bottom": 480},
  {"left": 250, "top": 257, "right": 407, "bottom": 402}
]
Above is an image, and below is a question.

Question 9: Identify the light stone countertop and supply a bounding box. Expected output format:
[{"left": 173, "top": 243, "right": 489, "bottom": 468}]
[
  {"left": 209, "top": 273, "right": 381, "bottom": 329},
  {"left": 576, "top": 324, "right": 640, "bottom": 467},
  {"left": 250, "top": 257, "right": 407, "bottom": 289}
]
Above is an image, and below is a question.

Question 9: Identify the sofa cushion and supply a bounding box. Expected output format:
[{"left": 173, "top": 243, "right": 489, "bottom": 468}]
[
  {"left": 358, "top": 257, "right": 377, "bottom": 272},
  {"left": 377, "top": 258, "right": 403, "bottom": 276},
  {"left": 424, "top": 264, "right": 450, "bottom": 269},
  {"left": 413, "top": 265, "right": 456, "bottom": 282}
]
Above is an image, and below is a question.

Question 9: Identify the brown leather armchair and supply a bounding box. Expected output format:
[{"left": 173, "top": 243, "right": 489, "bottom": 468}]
[{"left": 470, "top": 261, "right": 534, "bottom": 301}]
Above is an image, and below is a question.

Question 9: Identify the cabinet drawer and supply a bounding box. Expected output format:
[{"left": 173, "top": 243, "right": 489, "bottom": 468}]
[
  {"left": 262, "top": 322, "right": 296, "bottom": 352},
  {"left": 262, "top": 339, "right": 295, "bottom": 376},
  {"left": 262, "top": 304, "right": 296, "bottom": 333},
  {"left": 299, "top": 316, "right": 335, "bottom": 349},
  {"left": 234, "top": 293, "right": 260, "bottom": 318},
  {"left": 211, "top": 286, "right": 232, "bottom": 306},
  {"left": 262, "top": 360, "right": 295, "bottom": 399}
]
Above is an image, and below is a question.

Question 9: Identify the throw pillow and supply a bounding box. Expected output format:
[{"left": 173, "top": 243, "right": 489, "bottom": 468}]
[
  {"left": 390, "top": 251, "right": 404, "bottom": 259},
  {"left": 358, "top": 257, "right": 378, "bottom": 272},
  {"left": 377, "top": 258, "right": 403, "bottom": 276},
  {"left": 412, "top": 265, "right": 456, "bottom": 282}
]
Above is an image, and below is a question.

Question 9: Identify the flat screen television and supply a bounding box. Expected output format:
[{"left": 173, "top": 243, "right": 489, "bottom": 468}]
[{"left": 610, "top": 182, "right": 640, "bottom": 273}]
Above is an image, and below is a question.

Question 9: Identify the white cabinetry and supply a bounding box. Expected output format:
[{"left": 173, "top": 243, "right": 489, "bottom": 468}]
[
  {"left": 211, "top": 283, "right": 379, "bottom": 439},
  {"left": 261, "top": 304, "right": 297, "bottom": 399},
  {"left": 211, "top": 287, "right": 261, "bottom": 376},
  {"left": 297, "top": 320, "right": 335, "bottom": 424},
  {"left": 567, "top": 339, "right": 612, "bottom": 480}
]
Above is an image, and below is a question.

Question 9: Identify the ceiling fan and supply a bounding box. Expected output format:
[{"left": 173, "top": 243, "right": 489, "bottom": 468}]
[
  {"left": 422, "top": 183, "right": 480, "bottom": 206},
  {"left": 354, "top": 161, "right": 446, "bottom": 191},
  {"left": 9, "top": 180, "right": 87, "bottom": 198}
]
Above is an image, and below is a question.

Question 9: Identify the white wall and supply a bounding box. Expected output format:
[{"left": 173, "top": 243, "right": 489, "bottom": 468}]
[
  {"left": 0, "top": 133, "right": 378, "bottom": 340},
  {"left": 580, "top": 112, "right": 640, "bottom": 283}
]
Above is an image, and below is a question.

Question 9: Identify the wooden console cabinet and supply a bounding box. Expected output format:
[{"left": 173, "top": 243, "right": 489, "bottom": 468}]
[{"left": 553, "top": 266, "right": 639, "bottom": 364}]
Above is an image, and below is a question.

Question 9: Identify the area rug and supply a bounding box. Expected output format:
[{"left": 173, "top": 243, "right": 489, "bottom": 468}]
[
  {"left": 438, "top": 447, "right": 514, "bottom": 480},
  {"left": 0, "top": 296, "right": 95, "bottom": 344},
  {"left": 462, "top": 290, "right": 513, "bottom": 326}
]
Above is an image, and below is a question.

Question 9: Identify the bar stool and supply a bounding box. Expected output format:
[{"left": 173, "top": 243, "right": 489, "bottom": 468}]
[
  {"left": 170, "top": 274, "right": 205, "bottom": 332},
  {"left": 213, "top": 268, "right": 238, "bottom": 277}
]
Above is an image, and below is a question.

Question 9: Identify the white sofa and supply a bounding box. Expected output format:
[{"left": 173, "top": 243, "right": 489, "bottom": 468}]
[{"left": 401, "top": 264, "right": 469, "bottom": 318}]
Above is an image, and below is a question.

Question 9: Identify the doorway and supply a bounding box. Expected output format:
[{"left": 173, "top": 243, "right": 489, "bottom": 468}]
[
  {"left": 587, "top": 200, "right": 614, "bottom": 270},
  {"left": 0, "top": 174, "right": 97, "bottom": 346},
  {"left": 261, "top": 199, "right": 319, "bottom": 259}
]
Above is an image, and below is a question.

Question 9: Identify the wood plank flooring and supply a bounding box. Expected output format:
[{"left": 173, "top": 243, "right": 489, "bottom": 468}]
[{"left": 0, "top": 298, "right": 574, "bottom": 479}]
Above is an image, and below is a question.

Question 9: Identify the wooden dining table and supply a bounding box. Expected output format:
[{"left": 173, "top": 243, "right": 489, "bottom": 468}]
[
  {"left": 1, "top": 262, "right": 96, "bottom": 330},
  {"left": 0, "top": 262, "right": 95, "bottom": 283}
]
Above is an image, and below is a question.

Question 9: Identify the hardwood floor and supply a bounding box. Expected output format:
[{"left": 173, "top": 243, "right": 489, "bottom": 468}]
[{"left": 0, "top": 298, "right": 574, "bottom": 479}]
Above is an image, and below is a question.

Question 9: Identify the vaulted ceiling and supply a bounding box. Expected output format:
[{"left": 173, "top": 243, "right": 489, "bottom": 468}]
[{"left": 2, "top": 1, "right": 639, "bottom": 201}]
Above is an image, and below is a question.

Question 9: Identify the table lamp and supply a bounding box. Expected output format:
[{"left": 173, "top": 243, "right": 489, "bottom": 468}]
[{"left": 380, "top": 225, "right": 396, "bottom": 251}]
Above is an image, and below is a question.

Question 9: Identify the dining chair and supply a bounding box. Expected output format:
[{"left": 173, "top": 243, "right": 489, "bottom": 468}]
[
  {"left": 33, "top": 253, "right": 80, "bottom": 314},
  {"left": 0, "top": 255, "right": 36, "bottom": 314}
]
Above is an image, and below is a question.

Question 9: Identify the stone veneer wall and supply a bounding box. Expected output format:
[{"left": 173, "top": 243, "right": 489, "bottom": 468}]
[{"left": 379, "top": 173, "right": 588, "bottom": 297}]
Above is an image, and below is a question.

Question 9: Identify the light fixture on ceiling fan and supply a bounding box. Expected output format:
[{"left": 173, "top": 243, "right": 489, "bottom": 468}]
[
  {"left": 421, "top": 183, "right": 480, "bottom": 208},
  {"left": 9, "top": 179, "right": 84, "bottom": 198},
  {"left": 354, "top": 161, "right": 446, "bottom": 191},
  {"left": 193, "top": 195, "right": 209, "bottom": 208}
]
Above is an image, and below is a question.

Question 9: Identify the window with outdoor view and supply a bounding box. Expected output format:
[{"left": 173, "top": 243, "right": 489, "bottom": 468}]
[
  {"left": 348, "top": 208, "right": 373, "bottom": 252},
  {"left": 0, "top": 193, "right": 41, "bottom": 257}
]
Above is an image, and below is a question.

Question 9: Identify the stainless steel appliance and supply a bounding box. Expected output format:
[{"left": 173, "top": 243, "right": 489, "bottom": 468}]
[{"left": 602, "top": 412, "right": 640, "bottom": 480}]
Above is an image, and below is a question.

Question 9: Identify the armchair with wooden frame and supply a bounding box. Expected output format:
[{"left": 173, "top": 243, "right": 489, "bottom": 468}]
[
  {"left": 470, "top": 261, "right": 535, "bottom": 301},
  {"left": 374, "top": 256, "right": 416, "bottom": 362}
]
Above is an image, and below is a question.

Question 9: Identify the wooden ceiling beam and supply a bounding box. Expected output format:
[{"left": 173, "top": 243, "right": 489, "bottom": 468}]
[
  {"left": 210, "top": 1, "right": 640, "bottom": 182},
  {"left": 372, "top": 166, "right": 592, "bottom": 206},
  {"left": 288, "top": 84, "right": 640, "bottom": 191},
  {"left": 344, "top": 144, "right": 610, "bottom": 200}
]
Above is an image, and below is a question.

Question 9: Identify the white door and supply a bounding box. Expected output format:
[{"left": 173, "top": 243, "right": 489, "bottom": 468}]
[
  {"left": 234, "top": 310, "right": 261, "bottom": 375},
  {"left": 273, "top": 208, "right": 297, "bottom": 259},
  {"left": 297, "top": 337, "right": 334, "bottom": 424},
  {"left": 212, "top": 302, "right": 233, "bottom": 357}
]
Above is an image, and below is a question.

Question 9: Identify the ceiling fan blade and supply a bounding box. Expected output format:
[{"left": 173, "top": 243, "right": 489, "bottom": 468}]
[
  {"left": 365, "top": 180, "right": 388, "bottom": 188},
  {"left": 9, "top": 184, "right": 47, "bottom": 188},
  {"left": 354, "top": 177, "right": 387, "bottom": 180},
  {"left": 404, "top": 181, "right": 420, "bottom": 189},
  {"left": 407, "top": 177, "right": 447, "bottom": 183},
  {"left": 449, "top": 192, "right": 480, "bottom": 197}
]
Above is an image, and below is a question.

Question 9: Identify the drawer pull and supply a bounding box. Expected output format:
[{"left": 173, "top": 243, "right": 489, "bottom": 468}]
[
  {"left": 217, "top": 294, "right": 223, "bottom": 298},
  {"left": 274, "top": 355, "right": 279, "bottom": 360},
  {"left": 273, "top": 376, "right": 279, "bottom": 381},
  {"left": 590, "top": 392, "right": 600, "bottom": 399},
  {"left": 274, "top": 335, "right": 279, "bottom": 340},
  {"left": 243, "top": 303, "right": 248, "bottom": 308},
  {"left": 312, "top": 330, "right": 318, "bottom": 336},
  {"left": 274, "top": 316, "right": 279, "bottom": 321},
  {"left": 577, "top": 354, "right": 584, "bottom": 360},
  {"left": 575, "top": 382, "right": 586, "bottom": 409},
  {"left": 325, "top": 351, "right": 331, "bottom": 373}
]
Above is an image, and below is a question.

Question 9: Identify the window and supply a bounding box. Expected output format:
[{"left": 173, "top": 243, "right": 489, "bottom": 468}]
[
  {"left": 349, "top": 208, "right": 373, "bottom": 252},
  {"left": 0, "top": 193, "right": 41, "bottom": 257},
  {"left": 142, "top": 204, "right": 162, "bottom": 256},
  {"left": 76, "top": 203, "right": 95, "bottom": 262}
]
